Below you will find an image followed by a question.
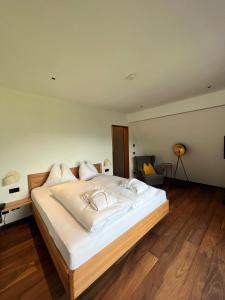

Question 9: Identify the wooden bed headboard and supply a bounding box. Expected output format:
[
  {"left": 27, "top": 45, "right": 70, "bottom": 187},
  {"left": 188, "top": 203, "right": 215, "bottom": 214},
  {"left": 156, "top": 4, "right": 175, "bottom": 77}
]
[{"left": 28, "top": 163, "right": 102, "bottom": 195}]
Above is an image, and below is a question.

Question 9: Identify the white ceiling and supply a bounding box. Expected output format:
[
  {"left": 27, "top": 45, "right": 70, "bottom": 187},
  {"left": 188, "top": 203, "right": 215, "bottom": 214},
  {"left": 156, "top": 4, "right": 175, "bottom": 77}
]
[{"left": 0, "top": 0, "right": 225, "bottom": 112}]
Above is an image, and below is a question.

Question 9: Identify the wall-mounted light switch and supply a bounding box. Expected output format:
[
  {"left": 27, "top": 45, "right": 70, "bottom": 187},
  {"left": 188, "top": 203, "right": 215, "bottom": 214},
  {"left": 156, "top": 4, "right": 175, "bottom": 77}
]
[{"left": 9, "top": 187, "right": 20, "bottom": 194}]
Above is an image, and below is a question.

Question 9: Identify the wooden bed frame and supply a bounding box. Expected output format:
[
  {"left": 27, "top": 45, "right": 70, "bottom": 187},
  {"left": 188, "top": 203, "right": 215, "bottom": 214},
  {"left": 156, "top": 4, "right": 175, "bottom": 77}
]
[{"left": 28, "top": 164, "right": 169, "bottom": 299}]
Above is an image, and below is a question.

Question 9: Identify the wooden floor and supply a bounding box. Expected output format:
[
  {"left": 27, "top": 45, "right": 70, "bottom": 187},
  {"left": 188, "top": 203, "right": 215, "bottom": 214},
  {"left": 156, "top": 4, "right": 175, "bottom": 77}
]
[{"left": 0, "top": 180, "right": 225, "bottom": 300}]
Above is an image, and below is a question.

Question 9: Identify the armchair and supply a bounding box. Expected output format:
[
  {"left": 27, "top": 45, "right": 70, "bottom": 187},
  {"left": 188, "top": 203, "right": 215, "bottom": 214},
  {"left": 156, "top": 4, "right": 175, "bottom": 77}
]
[{"left": 134, "top": 155, "right": 164, "bottom": 186}]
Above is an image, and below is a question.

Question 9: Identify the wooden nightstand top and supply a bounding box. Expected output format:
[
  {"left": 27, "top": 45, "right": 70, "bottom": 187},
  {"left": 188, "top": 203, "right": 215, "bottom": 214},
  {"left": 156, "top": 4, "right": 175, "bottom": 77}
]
[{"left": 2, "top": 198, "right": 32, "bottom": 212}]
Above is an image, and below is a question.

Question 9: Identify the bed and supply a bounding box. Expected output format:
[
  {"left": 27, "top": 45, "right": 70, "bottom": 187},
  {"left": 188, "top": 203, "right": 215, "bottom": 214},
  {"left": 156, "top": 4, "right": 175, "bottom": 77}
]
[{"left": 28, "top": 164, "right": 169, "bottom": 299}]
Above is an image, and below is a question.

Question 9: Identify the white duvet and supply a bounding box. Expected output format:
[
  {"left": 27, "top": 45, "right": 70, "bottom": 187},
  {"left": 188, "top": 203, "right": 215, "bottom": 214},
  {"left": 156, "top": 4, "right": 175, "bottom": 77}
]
[
  {"left": 51, "top": 180, "right": 133, "bottom": 233},
  {"left": 50, "top": 175, "right": 166, "bottom": 233}
]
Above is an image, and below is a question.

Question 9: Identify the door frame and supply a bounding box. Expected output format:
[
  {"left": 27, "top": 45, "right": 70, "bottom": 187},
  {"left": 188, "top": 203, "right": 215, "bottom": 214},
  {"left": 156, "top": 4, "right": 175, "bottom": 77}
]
[{"left": 112, "top": 125, "right": 129, "bottom": 178}]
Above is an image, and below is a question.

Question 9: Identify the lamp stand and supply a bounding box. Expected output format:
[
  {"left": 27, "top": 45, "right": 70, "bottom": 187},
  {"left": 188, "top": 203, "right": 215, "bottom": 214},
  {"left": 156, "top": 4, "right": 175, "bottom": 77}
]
[{"left": 174, "top": 152, "right": 189, "bottom": 181}]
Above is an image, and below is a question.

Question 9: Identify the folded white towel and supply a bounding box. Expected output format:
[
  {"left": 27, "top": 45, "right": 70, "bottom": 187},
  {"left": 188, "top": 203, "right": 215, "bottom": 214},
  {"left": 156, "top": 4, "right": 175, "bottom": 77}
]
[
  {"left": 129, "top": 180, "right": 148, "bottom": 194},
  {"left": 120, "top": 178, "right": 136, "bottom": 188},
  {"left": 82, "top": 189, "right": 117, "bottom": 211},
  {"left": 120, "top": 178, "right": 148, "bottom": 194}
]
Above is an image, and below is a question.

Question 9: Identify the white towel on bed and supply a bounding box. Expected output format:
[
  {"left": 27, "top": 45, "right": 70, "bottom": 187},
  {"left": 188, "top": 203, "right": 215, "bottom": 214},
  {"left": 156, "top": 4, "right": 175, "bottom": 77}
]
[
  {"left": 82, "top": 189, "right": 117, "bottom": 211},
  {"left": 120, "top": 178, "right": 148, "bottom": 194}
]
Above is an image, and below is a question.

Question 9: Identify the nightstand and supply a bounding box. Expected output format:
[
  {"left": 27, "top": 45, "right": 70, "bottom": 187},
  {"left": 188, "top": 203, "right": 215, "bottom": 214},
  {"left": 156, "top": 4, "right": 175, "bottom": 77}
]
[{"left": 2, "top": 197, "right": 32, "bottom": 213}]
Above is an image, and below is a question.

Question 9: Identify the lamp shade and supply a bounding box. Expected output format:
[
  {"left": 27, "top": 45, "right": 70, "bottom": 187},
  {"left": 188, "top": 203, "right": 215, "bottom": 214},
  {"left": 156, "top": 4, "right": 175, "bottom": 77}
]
[
  {"left": 103, "top": 159, "right": 111, "bottom": 167},
  {"left": 173, "top": 144, "right": 186, "bottom": 157},
  {"left": 2, "top": 171, "right": 21, "bottom": 186}
]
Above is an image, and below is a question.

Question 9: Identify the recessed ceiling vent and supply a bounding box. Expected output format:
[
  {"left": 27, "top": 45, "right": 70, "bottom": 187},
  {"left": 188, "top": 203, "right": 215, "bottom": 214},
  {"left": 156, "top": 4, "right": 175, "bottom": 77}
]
[{"left": 125, "top": 73, "right": 137, "bottom": 80}]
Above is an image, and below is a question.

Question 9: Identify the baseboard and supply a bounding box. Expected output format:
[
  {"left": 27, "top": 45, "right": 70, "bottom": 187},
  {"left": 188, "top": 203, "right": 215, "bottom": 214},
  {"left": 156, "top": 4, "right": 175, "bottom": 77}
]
[{"left": 164, "top": 177, "right": 225, "bottom": 190}]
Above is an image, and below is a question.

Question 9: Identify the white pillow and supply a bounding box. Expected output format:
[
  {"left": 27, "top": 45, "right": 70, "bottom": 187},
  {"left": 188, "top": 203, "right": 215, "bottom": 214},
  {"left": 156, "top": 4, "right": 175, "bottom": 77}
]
[
  {"left": 79, "top": 161, "right": 98, "bottom": 180},
  {"left": 43, "top": 164, "right": 62, "bottom": 187},
  {"left": 61, "top": 164, "right": 77, "bottom": 183}
]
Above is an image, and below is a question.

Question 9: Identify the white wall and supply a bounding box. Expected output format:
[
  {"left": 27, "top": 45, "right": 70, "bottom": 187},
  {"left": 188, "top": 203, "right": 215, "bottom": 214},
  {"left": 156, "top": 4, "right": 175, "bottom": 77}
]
[
  {"left": 0, "top": 86, "right": 127, "bottom": 224},
  {"left": 130, "top": 106, "right": 225, "bottom": 187}
]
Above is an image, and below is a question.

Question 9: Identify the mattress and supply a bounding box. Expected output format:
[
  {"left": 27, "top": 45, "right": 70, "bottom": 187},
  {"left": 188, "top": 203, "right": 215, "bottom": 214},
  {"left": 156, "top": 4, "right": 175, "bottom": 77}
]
[{"left": 31, "top": 175, "right": 167, "bottom": 270}]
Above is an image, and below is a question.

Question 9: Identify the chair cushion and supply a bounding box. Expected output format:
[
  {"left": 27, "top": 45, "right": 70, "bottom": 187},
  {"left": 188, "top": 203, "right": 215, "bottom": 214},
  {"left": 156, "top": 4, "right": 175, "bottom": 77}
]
[
  {"left": 135, "top": 156, "right": 156, "bottom": 172},
  {"left": 143, "top": 163, "right": 156, "bottom": 175}
]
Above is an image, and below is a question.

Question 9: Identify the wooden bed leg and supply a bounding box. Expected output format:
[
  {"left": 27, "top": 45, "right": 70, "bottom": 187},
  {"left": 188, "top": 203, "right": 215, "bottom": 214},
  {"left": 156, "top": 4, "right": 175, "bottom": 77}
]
[{"left": 68, "top": 271, "right": 74, "bottom": 300}]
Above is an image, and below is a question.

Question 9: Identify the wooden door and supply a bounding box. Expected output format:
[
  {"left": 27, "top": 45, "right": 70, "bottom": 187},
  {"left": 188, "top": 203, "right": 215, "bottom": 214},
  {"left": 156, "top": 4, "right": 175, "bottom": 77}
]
[{"left": 112, "top": 125, "right": 129, "bottom": 178}]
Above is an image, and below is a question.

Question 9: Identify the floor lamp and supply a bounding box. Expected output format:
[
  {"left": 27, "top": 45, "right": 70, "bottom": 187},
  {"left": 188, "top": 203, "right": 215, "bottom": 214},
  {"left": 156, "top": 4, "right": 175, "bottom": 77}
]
[{"left": 173, "top": 143, "right": 189, "bottom": 181}]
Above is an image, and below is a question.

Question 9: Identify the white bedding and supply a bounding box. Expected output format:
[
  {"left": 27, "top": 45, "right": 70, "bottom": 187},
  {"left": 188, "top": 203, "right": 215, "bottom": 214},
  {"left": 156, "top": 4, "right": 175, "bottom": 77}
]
[
  {"left": 50, "top": 180, "right": 132, "bottom": 232},
  {"left": 31, "top": 175, "right": 167, "bottom": 270}
]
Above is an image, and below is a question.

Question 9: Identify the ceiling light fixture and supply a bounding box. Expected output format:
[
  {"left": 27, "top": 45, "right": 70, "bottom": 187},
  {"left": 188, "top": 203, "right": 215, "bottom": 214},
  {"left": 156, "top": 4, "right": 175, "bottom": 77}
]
[{"left": 126, "top": 73, "right": 137, "bottom": 80}]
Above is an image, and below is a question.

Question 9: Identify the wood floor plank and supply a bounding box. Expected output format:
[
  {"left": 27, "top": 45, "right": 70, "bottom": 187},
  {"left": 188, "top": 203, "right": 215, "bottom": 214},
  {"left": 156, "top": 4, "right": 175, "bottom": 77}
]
[
  {"left": 177, "top": 203, "right": 225, "bottom": 300},
  {"left": 187, "top": 190, "right": 217, "bottom": 246},
  {"left": 150, "top": 187, "right": 202, "bottom": 257},
  {"left": 0, "top": 262, "right": 38, "bottom": 293},
  {"left": 154, "top": 241, "right": 198, "bottom": 300},
  {"left": 100, "top": 251, "right": 158, "bottom": 300},
  {"left": 201, "top": 239, "right": 225, "bottom": 300}
]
